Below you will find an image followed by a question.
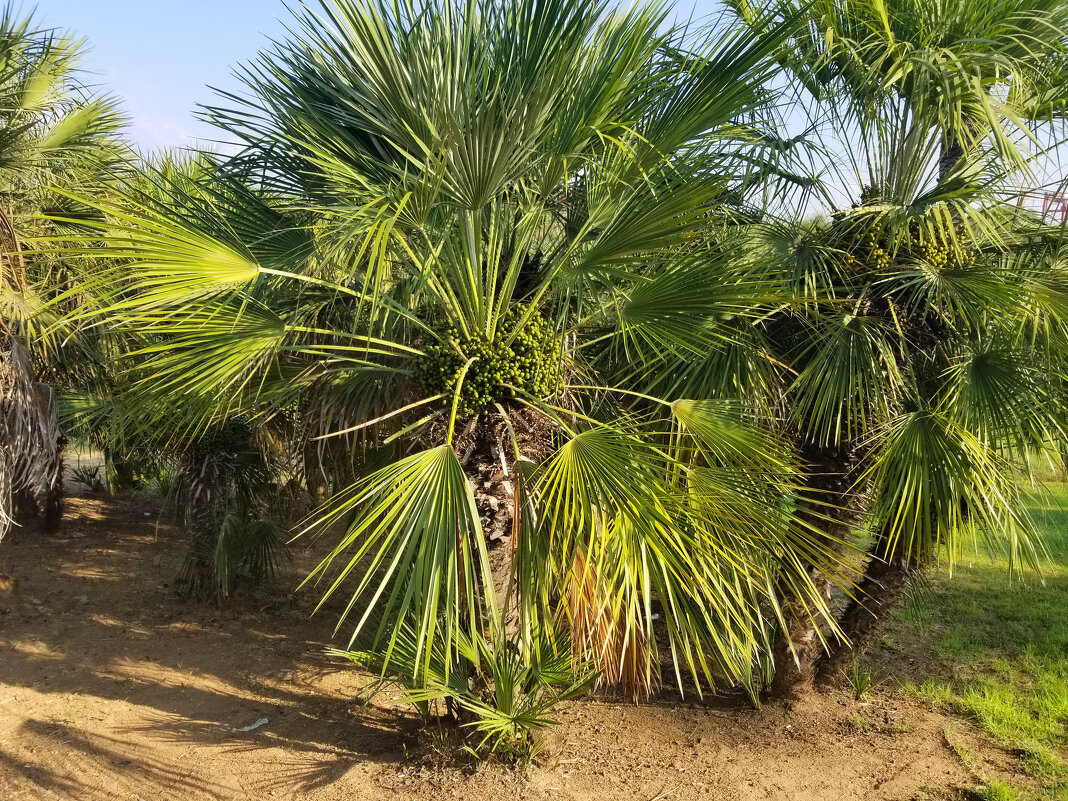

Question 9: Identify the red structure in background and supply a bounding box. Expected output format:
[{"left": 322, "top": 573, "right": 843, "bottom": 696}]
[{"left": 1020, "top": 191, "right": 1068, "bottom": 222}]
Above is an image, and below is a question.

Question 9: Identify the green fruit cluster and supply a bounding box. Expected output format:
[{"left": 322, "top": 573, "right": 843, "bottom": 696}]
[
  {"left": 414, "top": 305, "right": 562, "bottom": 418},
  {"left": 846, "top": 227, "right": 977, "bottom": 273},
  {"left": 856, "top": 230, "right": 893, "bottom": 271},
  {"left": 916, "top": 238, "right": 976, "bottom": 269}
]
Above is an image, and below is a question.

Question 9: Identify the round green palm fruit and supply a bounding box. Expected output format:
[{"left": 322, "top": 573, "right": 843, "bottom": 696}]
[{"left": 415, "top": 304, "right": 563, "bottom": 418}]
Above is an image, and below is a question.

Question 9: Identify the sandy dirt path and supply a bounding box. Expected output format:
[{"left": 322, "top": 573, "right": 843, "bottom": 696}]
[{"left": 0, "top": 496, "right": 1022, "bottom": 800}]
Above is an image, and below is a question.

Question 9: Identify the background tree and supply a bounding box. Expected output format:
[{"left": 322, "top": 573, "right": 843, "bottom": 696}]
[
  {"left": 0, "top": 4, "right": 127, "bottom": 536},
  {"left": 732, "top": 0, "right": 1068, "bottom": 696},
  {"left": 59, "top": 150, "right": 302, "bottom": 599}
]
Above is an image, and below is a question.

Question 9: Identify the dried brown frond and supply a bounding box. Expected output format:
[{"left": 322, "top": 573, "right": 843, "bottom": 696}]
[{"left": 565, "top": 548, "right": 652, "bottom": 700}]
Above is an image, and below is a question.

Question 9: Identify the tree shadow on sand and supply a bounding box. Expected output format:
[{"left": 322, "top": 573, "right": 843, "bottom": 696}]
[{"left": 0, "top": 497, "right": 427, "bottom": 798}]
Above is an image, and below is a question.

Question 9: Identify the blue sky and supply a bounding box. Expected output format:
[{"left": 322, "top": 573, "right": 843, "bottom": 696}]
[
  {"left": 39, "top": 1, "right": 291, "bottom": 151},
  {"left": 39, "top": 0, "right": 721, "bottom": 153}
]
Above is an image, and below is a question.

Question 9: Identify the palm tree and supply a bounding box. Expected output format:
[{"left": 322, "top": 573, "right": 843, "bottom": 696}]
[
  {"left": 60, "top": 150, "right": 298, "bottom": 599},
  {"left": 68, "top": 0, "right": 848, "bottom": 699},
  {"left": 0, "top": 5, "right": 127, "bottom": 536},
  {"left": 732, "top": 0, "right": 1068, "bottom": 695}
]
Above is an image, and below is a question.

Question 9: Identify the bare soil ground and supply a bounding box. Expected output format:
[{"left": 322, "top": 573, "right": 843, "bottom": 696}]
[{"left": 0, "top": 495, "right": 1030, "bottom": 800}]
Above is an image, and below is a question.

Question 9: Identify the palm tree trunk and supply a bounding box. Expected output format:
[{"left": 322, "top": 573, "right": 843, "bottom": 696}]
[
  {"left": 40, "top": 432, "right": 65, "bottom": 533},
  {"left": 769, "top": 442, "right": 858, "bottom": 700},
  {"left": 9, "top": 449, "right": 64, "bottom": 533},
  {"left": 937, "top": 122, "right": 977, "bottom": 182},
  {"left": 937, "top": 139, "right": 964, "bottom": 183},
  {"left": 12, "top": 488, "right": 37, "bottom": 520},
  {"left": 1, "top": 335, "right": 64, "bottom": 537},
  {"left": 460, "top": 414, "right": 520, "bottom": 614},
  {"left": 177, "top": 449, "right": 233, "bottom": 601},
  {"left": 770, "top": 589, "right": 830, "bottom": 698},
  {"left": 817, "top": 536, "right": 915, "bottom": 683},
  {"left": 104, "top": 447, "right": 137, "bottom": 493}
]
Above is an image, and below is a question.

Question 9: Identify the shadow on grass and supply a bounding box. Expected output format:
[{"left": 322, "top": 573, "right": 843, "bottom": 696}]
[{"left": 866, "top": 483, "right": 1068, "bottom": 800}]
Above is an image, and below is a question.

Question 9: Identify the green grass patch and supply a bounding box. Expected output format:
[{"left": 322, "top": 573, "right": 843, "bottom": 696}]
[
  {"left": 969, "top": 779, "right": 1024, "bottom": 801},
  {"left": 895, "top": 482, "right": 1068, "bottom": 801}
]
